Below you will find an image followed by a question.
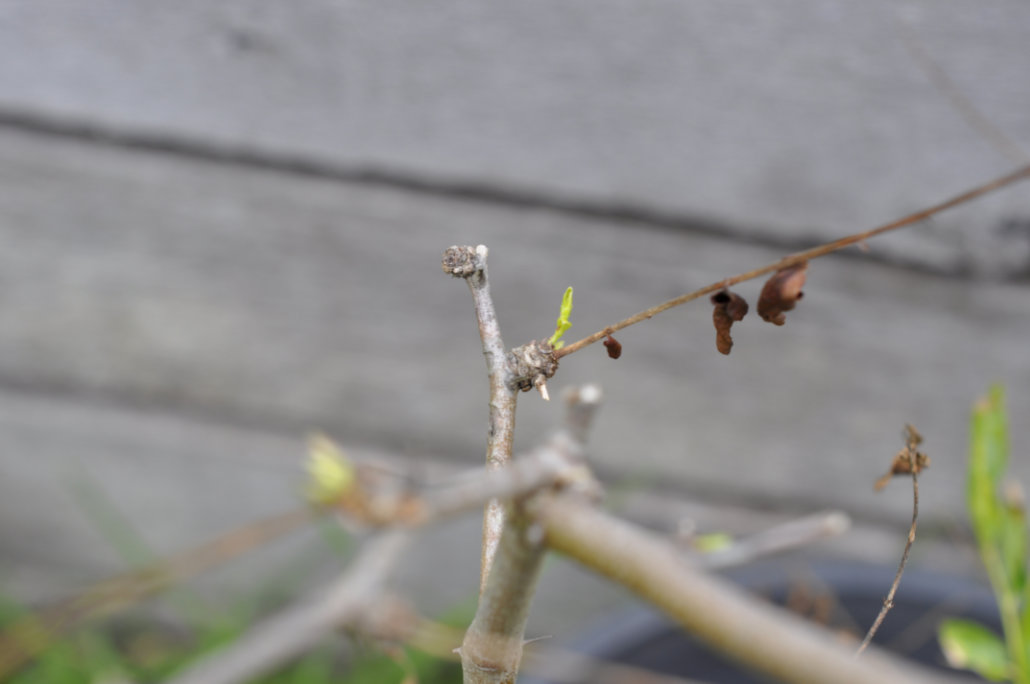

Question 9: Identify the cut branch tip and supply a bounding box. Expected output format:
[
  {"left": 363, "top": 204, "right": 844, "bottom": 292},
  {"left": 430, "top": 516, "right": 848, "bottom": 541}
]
[{"left": 442, "top": 245, "right": 483, "bottom": 279}]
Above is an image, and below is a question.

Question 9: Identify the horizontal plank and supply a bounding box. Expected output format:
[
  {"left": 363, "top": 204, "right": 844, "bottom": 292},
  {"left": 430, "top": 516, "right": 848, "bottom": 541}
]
[{"left": 0, "top": 1, "right": 1028, "bottom": 272}]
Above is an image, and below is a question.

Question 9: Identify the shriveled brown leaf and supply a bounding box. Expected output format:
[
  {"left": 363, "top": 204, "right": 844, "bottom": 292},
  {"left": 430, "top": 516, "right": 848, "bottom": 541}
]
[
  {"left": 757, "top": 261, "right": 808, "bottom": 326},
  {"left": 710, "top": 290, "right": 749, "bottom": 355},
  {"left": 602, "top": 334, "right": 622, "bottom": 359},
  {"left": 874, "top": 424, "right": 930, "bottom": 490}
]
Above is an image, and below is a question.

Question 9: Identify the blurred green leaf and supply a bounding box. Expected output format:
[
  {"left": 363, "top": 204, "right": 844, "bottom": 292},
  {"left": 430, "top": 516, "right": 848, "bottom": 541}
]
[
  {"left": 284, "top": 646, "right": 334, "bottom": 684},
  {"left": 939, "top": 618, "right": 1011, "bottom": 681},
  {"left": 1002, "top": 491, "right": 1028, "bottom": 599},
  {"left": 969, "top": 386, "right": 1009, "bottom": 548},
  {"left": 693, "top": 532, "right": 734, "bottom": 553}
]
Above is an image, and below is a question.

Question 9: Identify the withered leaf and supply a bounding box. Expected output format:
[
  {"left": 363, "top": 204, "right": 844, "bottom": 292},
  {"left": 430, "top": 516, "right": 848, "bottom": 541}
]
[
  {"left": 874, "top": 446, "right": 930, "bottom": 491},
  {"left": 710, "top": 290, "right": 749, "bottom": 355},
  {"left": 757, "top": 261, "right": 808, "bottom": 326},
  {"left": 603, "top": 334, "right": 622, "bottom": 359}
]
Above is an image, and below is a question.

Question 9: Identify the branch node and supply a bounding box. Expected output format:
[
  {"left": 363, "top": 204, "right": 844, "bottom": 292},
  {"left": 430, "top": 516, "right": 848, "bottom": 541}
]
[{"left": 508, "top": 340, "right": 559, "bottom": 395}]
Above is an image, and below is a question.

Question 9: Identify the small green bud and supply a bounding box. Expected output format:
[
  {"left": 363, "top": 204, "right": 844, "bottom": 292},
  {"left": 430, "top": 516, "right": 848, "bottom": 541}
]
[
  {"left": 548, "top": 287, "right": 574, "bottom": 349},
  {"left": 305, "top": 434, "right": 355, "bottom": 505}
]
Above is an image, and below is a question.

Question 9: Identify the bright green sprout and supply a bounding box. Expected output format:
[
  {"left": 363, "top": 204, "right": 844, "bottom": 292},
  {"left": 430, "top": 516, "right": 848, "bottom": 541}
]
[
  {"left": 548, "top": 287, "right": 574, "bottom": 350},
  {"left": 305, "top": 434, "right": 356, "bottom": 505}
]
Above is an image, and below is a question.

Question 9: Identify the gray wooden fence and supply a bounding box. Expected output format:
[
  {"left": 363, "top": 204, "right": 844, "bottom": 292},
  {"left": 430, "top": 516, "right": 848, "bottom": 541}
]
[{"left": 0, "top": 0, "right": 1028, "bottom": 636}]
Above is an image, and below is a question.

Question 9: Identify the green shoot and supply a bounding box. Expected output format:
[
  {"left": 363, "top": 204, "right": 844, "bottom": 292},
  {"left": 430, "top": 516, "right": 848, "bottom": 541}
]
[
  {"left": 548, "top": 287, "right": 574, "bottom": 350},
  {"left": 940, "top": 385, "right": 1030, "bottom": 684},
  {"left": 305, "top": 434, "right": 356, "bottom": 505},
  {"left": 693, "top": 532, "right": 734, "bottom": 553}
]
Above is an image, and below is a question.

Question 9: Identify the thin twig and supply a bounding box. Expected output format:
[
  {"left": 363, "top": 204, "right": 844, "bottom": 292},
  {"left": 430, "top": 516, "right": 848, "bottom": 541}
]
[
  {"left": 533, "top": 493, "right": 965, "bottom": 684},
  {"left": 695, "top": 511, "right": 851, "bottom": 570},
  {"left": 856, "top": 471, "right": 920, "bottom": 655},
  {"left": 555, "top": 165, "right": 1030, "bottom": 359},
  {"left": 446, "top": 245, "right": 519, "bottom": 592},
  {"left": 420, "top": 451, "right": 568, "bottom": 522},
  {"left": 163, "top": 530, "right": 409, "bottom": 684}
]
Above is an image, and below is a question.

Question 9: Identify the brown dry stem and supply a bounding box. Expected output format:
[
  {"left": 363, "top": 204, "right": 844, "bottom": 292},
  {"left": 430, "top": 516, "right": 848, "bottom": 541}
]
[
  {"left": 857, "top": 425, "right": 926, "bottom": 656},
  {"left": 555, "top": 165, "right": 1030, "bottom": 359}
]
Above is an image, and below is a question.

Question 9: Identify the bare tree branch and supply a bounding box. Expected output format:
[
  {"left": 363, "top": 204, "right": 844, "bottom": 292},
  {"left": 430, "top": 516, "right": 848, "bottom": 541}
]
[
  {"left": 420, "top": 425, "right": 599, "bottom": 524},
  {"left": 443, "top": 244, "right": 518, "bottom": 592},
  {"left": 163, "top": 530, "right": 409, "bottom": 684},
  {"left": 460, "top": 386, "right": 603, "bottom": 684},
  {"left": 533, "top": 493, "right": 968, "bottom": 684},
  {"left": 555, "top": 164, "right": 1030, "bottom": 359}
]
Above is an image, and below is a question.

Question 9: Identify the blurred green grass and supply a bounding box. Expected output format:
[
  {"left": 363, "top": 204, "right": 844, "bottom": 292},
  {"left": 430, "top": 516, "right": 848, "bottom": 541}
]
[{"left": 0, "top": 476, "right": 465, "bottom": 684}]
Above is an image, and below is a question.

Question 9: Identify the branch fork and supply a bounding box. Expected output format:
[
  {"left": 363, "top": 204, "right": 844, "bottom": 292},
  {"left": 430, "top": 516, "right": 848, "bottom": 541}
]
[{"left": 507, "top": 340, "right": 559, "bottom": 400}]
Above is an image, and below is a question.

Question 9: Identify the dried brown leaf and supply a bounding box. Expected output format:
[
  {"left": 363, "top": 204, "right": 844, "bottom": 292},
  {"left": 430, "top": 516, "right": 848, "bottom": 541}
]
[
  {"left": 710, "top": 290, "right": 749, "bottom": 355},
  {"left": 602, "top": 334, "right": 622, "bottom": 359},
  {"left": 757, "top": 261, "right": 808, "bottom": 326},
  {"left": 873, "top": 427, "right": 930, "bottom": 491}
]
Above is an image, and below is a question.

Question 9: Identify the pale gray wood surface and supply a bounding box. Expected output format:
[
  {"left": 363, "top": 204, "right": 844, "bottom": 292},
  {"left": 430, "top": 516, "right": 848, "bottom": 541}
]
[
  {"left": 1, "top": 0, "right": 1029, "bottom": 635},
  {"left": 1, "top": 0, "right": 1028, "bottom": 272},
  {"left": 0, "top": 128, "right": 1028, "bottom": 617}
]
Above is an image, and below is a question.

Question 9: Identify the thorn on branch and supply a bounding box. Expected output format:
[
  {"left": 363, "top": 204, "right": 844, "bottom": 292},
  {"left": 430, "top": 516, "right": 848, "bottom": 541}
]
[
  {"left": 534, "top": 376, "right": 550, "bottom": 401},
  {"left": 757, "top": 261, "right": 808, "bottom": 326},
  {"left": 710, "top": 290, "right": 749, "bottom": 355}
]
